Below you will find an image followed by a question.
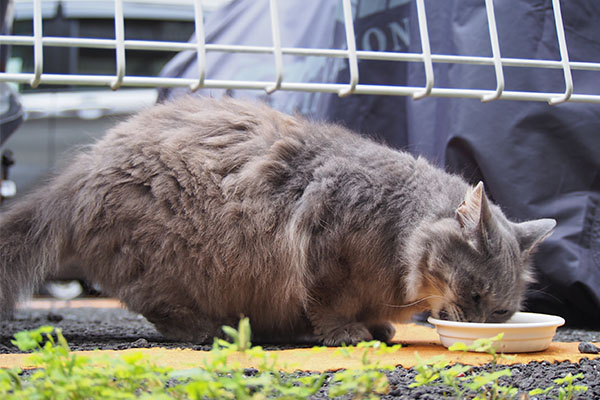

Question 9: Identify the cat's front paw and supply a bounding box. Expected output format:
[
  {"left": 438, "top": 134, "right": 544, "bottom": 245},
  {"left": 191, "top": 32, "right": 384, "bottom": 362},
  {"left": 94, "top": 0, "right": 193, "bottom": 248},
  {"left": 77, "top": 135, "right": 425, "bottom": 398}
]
[
  {"left": 321, "top": 322, "right": 373, "bottom": 346},
  {"left": 368, "top": 321, "right": 396, "bottom": 342}
]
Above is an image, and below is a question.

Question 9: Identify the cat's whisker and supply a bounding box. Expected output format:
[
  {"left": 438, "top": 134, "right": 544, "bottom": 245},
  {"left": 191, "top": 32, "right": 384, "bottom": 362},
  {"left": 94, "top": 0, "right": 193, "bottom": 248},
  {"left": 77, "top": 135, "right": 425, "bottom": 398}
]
[
  {"left": 423, "top": 273, "right": 442, "bottom": 291},
  {"left": 450, "top": 305, "right": 462, "bottom": 321},
  {"left": 422, "top": 274, "right": 447, "bottom": 299},
  {"left": 382, "top": 294, "right": 444, "bottom": 308},
  {"left": 525, "top": 287, "right": 565, "bottom": 305}
]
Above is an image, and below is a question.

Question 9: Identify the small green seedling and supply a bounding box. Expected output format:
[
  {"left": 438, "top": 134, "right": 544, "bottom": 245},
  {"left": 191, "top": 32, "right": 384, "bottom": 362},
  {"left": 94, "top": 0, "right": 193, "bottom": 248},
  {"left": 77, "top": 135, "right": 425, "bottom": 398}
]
[
  {"left": 330, "top": 340, "right": 401, "bottom": 399},
  {"left": 412, "top": 333, "right": 592, "bottom": 400},
  {"left": 529, "top": 372, "right": 588, "bottom": 400},
  {"left": 5, "top": 325, "right": 172, "bottom": 399},
  {"left": 554, "top": 372, "right": 588, "bottom": 400},
  {"left": 219, "top": 316, "right": 252, "bottom": 352},
  {"left": 411, "top": 333, "right": 521, "bottom": 399},
  {"left": 448, "top": 333, "right": 512, "bottom": 366}
]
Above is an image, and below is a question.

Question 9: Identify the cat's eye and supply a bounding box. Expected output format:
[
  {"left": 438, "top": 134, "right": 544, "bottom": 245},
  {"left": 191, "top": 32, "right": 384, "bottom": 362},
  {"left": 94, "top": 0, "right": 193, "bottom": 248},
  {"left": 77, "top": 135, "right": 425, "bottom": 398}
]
[{"left": 493, "top": 309, "right": 508, "bottom": 316}]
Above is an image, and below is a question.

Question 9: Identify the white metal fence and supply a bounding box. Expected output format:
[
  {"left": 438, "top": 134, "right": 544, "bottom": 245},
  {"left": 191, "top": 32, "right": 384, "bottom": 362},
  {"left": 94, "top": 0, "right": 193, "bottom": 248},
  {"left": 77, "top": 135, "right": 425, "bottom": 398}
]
[{"left": 1, "top": 0, "right": 600, "bottom": 104}]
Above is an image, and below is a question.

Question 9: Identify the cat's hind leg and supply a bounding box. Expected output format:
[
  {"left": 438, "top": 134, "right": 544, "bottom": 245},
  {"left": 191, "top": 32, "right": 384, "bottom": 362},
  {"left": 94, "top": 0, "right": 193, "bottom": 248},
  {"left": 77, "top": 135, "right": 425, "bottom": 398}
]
[{"left": 141, "top": 305, "right": 228, "bottom": 343}]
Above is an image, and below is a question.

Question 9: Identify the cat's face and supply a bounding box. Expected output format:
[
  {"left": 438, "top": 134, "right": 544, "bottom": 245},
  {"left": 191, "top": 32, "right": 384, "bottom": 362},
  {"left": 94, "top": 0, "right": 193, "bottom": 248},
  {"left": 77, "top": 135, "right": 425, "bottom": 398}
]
[
  {"left": 421, "top": 183, "right": 556, "bottom": 323},
  {"left": 425, "top": 230, "right": 527, "bottom": 323}
]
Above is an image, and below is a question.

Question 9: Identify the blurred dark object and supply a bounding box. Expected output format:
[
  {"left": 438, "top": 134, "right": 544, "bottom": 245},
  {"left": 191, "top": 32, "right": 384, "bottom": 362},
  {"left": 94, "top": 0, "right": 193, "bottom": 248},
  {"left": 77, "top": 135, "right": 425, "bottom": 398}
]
[
  {"left": 1, "top": 0, "right": 21, "bottom": 204},
  {"left": 0, "top": 83, "right": 23, "bottom": 146},
  {"left": 1, "top": 149, "right": 14, "bottom": 180},
  {"left": 0, "top": 149, "right": 16, "bottom": 204},
  {"left": 1, "top": 0, "right": 23, "bottom": 146},
  {"left": 578, "top": 342, "right": 600, "bottom": 354},
  {"left": 0, "top": 0, "right": 13, "bottom": 70}
]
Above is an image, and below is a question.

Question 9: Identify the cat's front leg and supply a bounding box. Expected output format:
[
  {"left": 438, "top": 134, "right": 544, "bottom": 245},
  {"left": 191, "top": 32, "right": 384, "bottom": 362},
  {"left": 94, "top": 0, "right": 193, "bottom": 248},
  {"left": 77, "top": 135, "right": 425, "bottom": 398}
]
[
  {"left": 307, "top": 313, "right": 396, "bottom": 345},
  {"left": 367, "top": 321, "right": 396, "bottom": 342},
  {"left": 307, "top": 312, "right": 373, "bottom": 346},
  {"left": 320, "top": 321, "right": 374, "bottom": 347}
]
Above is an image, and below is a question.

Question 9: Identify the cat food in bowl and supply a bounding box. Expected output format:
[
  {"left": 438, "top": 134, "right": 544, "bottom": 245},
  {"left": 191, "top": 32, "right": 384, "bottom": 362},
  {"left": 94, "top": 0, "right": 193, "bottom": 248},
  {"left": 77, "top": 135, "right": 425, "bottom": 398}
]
[{"left": 428, "top": 312, "right": 565, "bottom": 353}]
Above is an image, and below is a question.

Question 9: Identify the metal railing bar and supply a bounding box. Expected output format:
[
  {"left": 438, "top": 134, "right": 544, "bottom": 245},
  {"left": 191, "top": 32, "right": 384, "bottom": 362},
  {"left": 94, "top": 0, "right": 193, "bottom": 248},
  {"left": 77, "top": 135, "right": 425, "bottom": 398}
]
[
  {"left": 265, "top": 0, "right": 283, "bottom": 94},
  {"left": 4, "top": 34, "right": 600, "bottom": 73},
  {"left": 110, "top": 0, "right": 126, "bottom": 90},
  {"left": 3, "top": 72, "right": 600, "bottom": 104},
  {"left": 29, "top": 0, "right": 43, "bottom": 88},
  {"left": 337, "top": 0, "right": 359, "bottom": 97},
  {"left": 548, "top": 0, "right": 573, "bottom": 105},
  {"left": 413, "top": 0, "right": 434, "bottom": 100},
  {"left": 481, "top": 0, "right": 504, "bottom": 102},
  {"left": 189, "top": 0, "right": 206, "bottom": 92}
]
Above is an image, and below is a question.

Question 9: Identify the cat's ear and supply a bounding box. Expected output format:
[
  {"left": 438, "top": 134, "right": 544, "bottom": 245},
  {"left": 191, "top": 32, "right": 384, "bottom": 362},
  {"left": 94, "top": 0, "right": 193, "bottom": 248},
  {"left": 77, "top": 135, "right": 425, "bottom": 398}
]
[
  {"left": 456, "top": 181, "right": 494, "bottom": 251},
  {"left": 514, "top": 218, "right": 556, "bottom": 253}
]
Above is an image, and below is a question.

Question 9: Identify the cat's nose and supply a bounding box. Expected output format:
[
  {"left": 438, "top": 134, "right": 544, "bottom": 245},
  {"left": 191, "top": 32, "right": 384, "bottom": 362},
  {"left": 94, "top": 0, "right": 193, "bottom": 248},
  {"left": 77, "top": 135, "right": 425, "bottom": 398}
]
[{"left": 469, "top": 313, "right": 487, "bottom": 323}]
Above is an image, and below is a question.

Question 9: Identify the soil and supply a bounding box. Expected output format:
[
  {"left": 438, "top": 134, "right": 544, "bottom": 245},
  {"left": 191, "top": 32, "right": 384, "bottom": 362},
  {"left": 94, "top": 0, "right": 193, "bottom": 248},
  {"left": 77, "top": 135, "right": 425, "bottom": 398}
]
[{"left": 1, "top": 307, "right": 599, "bottom": 398}]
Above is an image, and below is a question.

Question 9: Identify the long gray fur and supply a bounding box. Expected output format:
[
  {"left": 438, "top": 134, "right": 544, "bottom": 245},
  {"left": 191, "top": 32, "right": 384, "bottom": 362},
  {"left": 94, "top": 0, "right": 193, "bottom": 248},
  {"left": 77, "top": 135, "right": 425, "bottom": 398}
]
[{"left": 0, "top": 97, "right": 556, "bottom": 345}]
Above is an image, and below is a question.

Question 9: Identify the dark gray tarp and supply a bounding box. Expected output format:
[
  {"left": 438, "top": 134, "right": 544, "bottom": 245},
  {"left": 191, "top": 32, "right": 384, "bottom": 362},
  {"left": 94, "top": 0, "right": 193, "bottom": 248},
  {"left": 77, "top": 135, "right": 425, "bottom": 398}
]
[
  {"left": 404, "top": 0, "right": 600, "bottom": 328},
  {"left": 159, "top": 0, "right": 600, "bottom": 327}
]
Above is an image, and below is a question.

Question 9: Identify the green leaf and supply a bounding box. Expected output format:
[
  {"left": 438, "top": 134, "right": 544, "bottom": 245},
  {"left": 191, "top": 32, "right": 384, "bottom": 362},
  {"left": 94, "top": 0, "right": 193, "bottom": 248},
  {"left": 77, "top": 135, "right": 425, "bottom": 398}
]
[
  {"left": 554, "top": 372, "right": 584, "bottom": 385},
  {"left": 465, "top": 368, "right": 511, "bottom": 391},
  {"left": 529, "top": 386, "right": 554, "bottom": 395},
  {"left": 448, "top": 342, "right": 469, "bottom": 352},
  {"left": 310, "top": 346, "right": 327, "bottom": 353},
  {"left": 221, "top": 326, "right": 239, "bottom": 342},
  {"left": 237, "top": 317, "right": 252, "bottom": 351}
]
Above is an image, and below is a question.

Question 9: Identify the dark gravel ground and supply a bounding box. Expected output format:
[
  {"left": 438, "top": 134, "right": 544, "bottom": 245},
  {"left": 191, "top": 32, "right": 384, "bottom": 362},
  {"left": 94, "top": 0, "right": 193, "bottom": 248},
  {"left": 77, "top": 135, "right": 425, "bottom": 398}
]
[{"left": 1, "top": 307, "right": 599, "bottom": 398}]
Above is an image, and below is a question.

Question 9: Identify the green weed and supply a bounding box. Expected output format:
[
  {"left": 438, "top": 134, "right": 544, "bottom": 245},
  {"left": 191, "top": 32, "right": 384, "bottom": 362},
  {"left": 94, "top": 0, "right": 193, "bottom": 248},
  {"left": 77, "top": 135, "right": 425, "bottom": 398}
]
[
  {"left": 329, "top": 341, "right": 402, "bottom": 399},
  {"left": 1, "top": 323, "right": 588, "bottom": 399},
  {"left": 410, "top": 333, "right": 588, "bottom": 400},
  {"left": 529, "top": 372, "right": 588, "bottom": 400},
  {"left": 0, "top": 320, "right": 402, "bottom": 399},
  {"left": 3, "top": 325, "right": 173, "bottom": 399}
]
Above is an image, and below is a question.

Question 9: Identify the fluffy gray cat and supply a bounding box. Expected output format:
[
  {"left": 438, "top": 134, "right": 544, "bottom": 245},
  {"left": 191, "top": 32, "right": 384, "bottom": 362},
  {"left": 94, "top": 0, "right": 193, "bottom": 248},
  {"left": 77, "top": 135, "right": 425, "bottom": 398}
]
[{"left": 0, "top": 97, "right": 556, "bottom": 346}]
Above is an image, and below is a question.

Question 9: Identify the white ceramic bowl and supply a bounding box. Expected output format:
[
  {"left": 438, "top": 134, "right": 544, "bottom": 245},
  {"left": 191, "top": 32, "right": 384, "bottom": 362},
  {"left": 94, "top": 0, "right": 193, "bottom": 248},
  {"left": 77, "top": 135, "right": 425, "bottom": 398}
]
[{"left": 427, "top": 312, "right": 565, "bottom": 353}]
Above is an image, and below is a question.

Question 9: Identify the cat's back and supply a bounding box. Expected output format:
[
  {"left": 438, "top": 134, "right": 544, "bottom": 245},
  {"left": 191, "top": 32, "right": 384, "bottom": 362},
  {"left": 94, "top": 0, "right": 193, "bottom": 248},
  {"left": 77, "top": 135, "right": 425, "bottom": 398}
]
[
  {"left": 89, "top": 96, "right": 398, "bottom": 190},
  {"left": 78, "top": 96, "right": 462, "bottom": 213},
  {"left": 96, "top": 96, "right": 295, "bottom": 164},
  {"left": 92, "top": 97, "right": 334, "bottom": 178}
]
